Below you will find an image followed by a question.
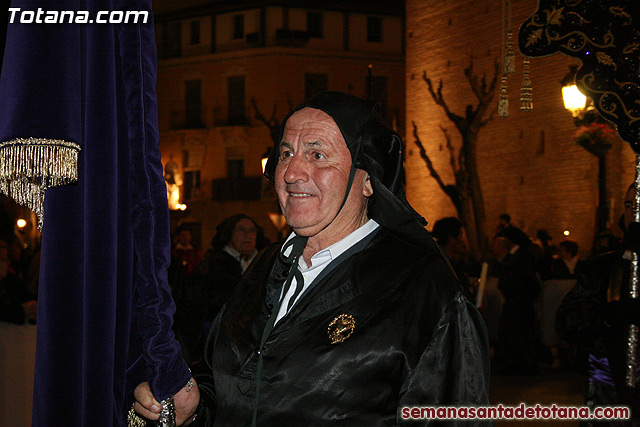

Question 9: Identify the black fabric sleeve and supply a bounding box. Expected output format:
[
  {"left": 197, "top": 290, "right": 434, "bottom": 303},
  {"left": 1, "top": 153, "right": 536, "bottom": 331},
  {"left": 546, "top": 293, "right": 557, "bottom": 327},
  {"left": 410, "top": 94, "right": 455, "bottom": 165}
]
[{"left": 398, "top": 294, "right": 492, "bottom": 425}]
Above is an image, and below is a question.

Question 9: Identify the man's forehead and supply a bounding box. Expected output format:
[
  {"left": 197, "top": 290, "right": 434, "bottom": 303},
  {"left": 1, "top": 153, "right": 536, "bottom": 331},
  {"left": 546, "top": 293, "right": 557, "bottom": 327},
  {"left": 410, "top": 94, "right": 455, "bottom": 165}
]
[
  {"left": 282, "top": 107, "right": 346, "bottom": 146},
  {"left": 284, "top": 108, "right": 340, "bottom": 132}
]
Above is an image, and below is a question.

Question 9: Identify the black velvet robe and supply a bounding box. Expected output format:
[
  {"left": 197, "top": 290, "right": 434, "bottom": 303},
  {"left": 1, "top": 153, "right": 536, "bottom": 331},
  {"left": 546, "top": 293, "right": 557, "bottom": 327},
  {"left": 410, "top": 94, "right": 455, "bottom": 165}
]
[
  {"left": 556, "top": 251, "right": 640, "bottom": 421},
  {"left": 194, "top": 228, "right": 491, "bottom": 426}
]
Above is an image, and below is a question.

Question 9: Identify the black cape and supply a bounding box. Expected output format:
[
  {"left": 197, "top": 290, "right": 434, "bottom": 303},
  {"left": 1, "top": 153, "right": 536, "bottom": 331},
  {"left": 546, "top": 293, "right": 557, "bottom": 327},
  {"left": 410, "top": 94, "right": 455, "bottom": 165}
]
[{"left": 194, "top": 228, "right": 491, "bottom": 426}]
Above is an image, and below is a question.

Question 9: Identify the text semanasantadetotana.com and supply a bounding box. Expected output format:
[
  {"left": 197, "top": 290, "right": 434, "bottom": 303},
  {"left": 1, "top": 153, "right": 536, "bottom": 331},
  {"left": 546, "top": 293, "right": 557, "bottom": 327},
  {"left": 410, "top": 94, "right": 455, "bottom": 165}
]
[
  {"left": 8, "top": 8, "right": 149, "bottom": 24},
  {"left": 401, "top": 403, "right": 630, "bottom": 420}
]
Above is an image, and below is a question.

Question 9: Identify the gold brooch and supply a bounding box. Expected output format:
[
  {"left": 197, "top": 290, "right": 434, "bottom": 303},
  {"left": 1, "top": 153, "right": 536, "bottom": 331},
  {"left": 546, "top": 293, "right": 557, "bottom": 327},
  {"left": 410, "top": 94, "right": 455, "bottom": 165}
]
[{"left": 327, "top": 314, "right": 356, "bottom": 344}]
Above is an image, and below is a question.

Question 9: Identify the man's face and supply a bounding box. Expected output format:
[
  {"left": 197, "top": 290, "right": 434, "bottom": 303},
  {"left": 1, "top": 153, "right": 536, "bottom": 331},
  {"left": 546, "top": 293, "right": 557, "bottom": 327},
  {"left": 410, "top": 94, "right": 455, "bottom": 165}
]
[
  {"left": 275, "top": 108, "right": 372, "bottom": 240},
  {"left": 624, "top": 185, "right": 636, "bottom": 229},
  {"left": 229, "top": 218, "right": 257, "bottom": 257}
]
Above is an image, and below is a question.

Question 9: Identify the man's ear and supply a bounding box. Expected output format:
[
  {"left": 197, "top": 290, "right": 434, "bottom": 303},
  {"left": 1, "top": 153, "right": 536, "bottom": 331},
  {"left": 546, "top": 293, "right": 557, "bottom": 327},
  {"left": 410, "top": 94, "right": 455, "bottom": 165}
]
[{"left": 362, "top": 174, "right": 373, "bottom": 197}]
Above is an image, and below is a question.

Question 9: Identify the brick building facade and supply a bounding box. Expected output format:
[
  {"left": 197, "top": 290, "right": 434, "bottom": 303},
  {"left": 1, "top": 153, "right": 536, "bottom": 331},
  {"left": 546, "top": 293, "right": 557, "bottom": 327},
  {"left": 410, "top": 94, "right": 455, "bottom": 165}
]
[
  {"left": 405, "top": 0, "right": 635, "bottom": 257},
  {"left": 154, "top": 0, "right": 404, "bottom": 247}
]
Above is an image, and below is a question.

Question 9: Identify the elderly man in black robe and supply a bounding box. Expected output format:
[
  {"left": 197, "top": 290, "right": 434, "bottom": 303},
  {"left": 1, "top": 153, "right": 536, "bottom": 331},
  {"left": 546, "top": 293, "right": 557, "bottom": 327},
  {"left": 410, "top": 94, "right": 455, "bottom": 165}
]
[{"left": 133, "top": 91, "right": 491, "bottom": 426}]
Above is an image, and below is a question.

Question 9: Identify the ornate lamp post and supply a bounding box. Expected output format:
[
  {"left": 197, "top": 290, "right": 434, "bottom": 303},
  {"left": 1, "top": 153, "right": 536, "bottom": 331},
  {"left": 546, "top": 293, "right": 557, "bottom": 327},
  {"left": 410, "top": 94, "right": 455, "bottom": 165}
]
[{"left": 561, "top": 67, "right": 614, "bottom": 235}]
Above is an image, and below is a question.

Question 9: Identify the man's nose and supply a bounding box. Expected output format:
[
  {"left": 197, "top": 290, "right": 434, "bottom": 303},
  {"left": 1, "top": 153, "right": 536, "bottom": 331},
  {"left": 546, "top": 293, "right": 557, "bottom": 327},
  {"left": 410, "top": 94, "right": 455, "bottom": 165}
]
[{"left": 284, "top": 154, "right": 309, "bottom": 183}]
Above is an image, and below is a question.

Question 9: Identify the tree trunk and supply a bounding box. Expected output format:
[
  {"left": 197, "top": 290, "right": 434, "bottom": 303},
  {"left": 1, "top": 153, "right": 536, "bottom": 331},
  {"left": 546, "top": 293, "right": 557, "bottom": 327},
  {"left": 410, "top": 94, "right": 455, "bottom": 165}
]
[{"left": 464, "top": 132, "right": 489, "bottom": 258}]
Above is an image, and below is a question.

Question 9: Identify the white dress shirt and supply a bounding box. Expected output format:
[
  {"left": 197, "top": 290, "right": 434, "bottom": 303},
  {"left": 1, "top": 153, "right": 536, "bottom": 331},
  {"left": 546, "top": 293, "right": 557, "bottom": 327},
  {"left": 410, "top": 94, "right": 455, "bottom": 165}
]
[{"left": 274, "top": 219, "right": 379, "bottom": 324}]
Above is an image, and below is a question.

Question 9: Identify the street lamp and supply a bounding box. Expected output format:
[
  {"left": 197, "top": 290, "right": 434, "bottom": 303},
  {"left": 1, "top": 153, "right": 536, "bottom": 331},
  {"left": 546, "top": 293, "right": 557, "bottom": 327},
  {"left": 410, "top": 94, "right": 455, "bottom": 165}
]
[
  {"left": 561, "top": 66, "right": 614, "bottom": 235},
  {"left": 261, "top": 147, "right": 271, "bottom": 174},
  {"left": 561, "top": 84, "right": 587, "bottom": 116},
  {"left": 561, "top": 65, "right": 592, "bottom": 122}
]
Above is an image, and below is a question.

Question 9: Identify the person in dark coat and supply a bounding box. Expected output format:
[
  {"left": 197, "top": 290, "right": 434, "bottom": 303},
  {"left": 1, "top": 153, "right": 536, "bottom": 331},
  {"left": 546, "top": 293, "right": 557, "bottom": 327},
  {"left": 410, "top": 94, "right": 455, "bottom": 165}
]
[
  {"left": 198, "top": 214, "right": 264, "bottom": 318},
  {"left": 551, "top": 240, "right": 583, "bottom": 280},
  {"left": 431, "top": 216, "right": 478, "bottom": 299},
  {"left": 133, "top": 91, "right": 491, "bottom": 426},
  {"left": 535, "top": 228, "right": 557, "bottom": 281},
  {"left": 173, "top": 215, "right": 264, "bottom": 365},
  {"left": 557, "top": 184, "right": 640, "bottom": 426},
  {"left": 495, "top": 226, "right": 541, "bottom": 374}
]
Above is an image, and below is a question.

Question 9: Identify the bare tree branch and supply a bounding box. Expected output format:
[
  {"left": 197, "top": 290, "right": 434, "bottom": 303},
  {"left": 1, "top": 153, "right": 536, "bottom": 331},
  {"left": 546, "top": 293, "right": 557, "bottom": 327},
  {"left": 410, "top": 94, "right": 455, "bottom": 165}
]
[
  {"left": 412, "top": 122, "right": 461, "bottom": 211},
  {"left": 251, "top": 97, "right": 281, "bottom": 144},
  {"left": 439, "top": 125, "right": 457, "bottom": 172},
  {"left": 465, "top": 59, "right": 500, "bottom": 105},
  {"left": 422, "top": 71, "right": 464, "bottom": 125},
  {"left": 413, "top": 121, "right": 447, "bottom": 191}
]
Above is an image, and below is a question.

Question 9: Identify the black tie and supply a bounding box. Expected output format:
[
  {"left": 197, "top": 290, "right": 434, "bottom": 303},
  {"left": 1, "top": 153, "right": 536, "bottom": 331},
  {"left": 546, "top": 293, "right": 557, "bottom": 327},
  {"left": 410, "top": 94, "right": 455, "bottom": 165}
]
[{"left": 279, "top": 236, "right": 307, "bottom": 311}]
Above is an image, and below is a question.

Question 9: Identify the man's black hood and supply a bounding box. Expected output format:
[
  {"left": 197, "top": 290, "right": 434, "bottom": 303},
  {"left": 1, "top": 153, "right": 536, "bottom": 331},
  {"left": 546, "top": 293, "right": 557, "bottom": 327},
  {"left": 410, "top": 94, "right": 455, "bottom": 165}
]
[{"left": 263, "top": 91, "right": 437, "bottom": 251}]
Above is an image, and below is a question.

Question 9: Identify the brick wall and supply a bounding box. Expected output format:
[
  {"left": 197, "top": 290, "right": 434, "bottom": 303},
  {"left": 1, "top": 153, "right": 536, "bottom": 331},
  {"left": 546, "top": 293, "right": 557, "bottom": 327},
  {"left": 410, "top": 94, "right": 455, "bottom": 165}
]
[{"left": 405, "top": 0, "right": 635, "bottom": 257}]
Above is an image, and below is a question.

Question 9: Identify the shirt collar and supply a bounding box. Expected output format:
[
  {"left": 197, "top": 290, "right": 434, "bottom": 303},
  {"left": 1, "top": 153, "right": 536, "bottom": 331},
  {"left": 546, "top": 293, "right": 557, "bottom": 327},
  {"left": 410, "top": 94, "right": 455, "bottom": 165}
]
[
  {"left": 223, "top": 245, "right": 257, "bottom": 261},
  {"left": 223, "top": 244, "right": 242, "bottom": 260},
  {"left": 282, "top": 219, "right": 380, "bottom": 270},
  {"left": 564, "top": 255, "right": 579, "bottom": 274}
]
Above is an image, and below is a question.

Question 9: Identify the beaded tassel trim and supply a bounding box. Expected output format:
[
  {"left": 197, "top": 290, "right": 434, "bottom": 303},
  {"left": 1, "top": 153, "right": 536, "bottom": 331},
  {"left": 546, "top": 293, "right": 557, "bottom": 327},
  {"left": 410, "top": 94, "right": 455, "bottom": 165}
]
[{"left": 0, "top": 137, "right": 81, "bottom": 230}]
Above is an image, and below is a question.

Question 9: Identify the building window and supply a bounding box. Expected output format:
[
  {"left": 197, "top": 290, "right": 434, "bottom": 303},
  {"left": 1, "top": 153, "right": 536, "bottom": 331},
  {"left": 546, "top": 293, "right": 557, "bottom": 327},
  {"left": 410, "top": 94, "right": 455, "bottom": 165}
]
[
  {"left": 227, "top": 159, "right": 245, "bottom": 178},
  {"left": 190, "top": 20, "right": 200, "bottom": 45},
  {"left": 228, "top": 75, "right": 246, "bottom": 125},
  {"left": 185, "top": 80, "right": 202, "bottom": 128},
  {"left": 233, "top": 14, "right": 244, "bottom": 39},
  {"left": 183, "top": 170, "right": 201, "bottom": 200},
  {"left": 166, "top": 21, "right": 182, "bottom": 58},
  {"left": 367, "top": 16, "right": 382, "bottom": 43},
  {"left": 366, "top": 75, "right": 388, "bottom": 119},
  {"left": 305, "top": 73, "right": 328, "bottom": 99},
  {"left": 307, "top": 12, "right": 323, "bottom": 38}
]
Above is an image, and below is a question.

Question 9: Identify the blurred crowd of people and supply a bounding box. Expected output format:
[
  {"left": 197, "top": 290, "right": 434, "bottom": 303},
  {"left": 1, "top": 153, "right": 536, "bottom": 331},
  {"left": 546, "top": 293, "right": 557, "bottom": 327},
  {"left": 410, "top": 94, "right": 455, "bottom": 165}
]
[
  {"left": 429, "top": 212, "right": 601, "bottom": 376},
  {"left": 0, "top": 207, "right": 39, "bottom": 327},
  {"left": 430, "top": 186, "right": 640, "bottom": 425},
  {"left": 168, "top": 214, "right": 268, "bottom": 366}
]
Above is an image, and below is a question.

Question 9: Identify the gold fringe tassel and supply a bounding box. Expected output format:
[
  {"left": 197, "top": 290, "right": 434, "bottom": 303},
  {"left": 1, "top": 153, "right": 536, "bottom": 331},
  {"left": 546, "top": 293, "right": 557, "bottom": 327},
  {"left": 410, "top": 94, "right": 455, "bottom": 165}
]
[{"left": 0, "top": 137, "right": 81, "bottom": 229}]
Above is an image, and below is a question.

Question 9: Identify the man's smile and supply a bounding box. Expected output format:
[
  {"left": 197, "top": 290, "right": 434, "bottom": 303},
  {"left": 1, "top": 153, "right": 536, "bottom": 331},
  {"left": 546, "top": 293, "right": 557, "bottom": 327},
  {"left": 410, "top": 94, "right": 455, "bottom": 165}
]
[{"left": 288, "top": 191, "right": 313, "bottom": 197}]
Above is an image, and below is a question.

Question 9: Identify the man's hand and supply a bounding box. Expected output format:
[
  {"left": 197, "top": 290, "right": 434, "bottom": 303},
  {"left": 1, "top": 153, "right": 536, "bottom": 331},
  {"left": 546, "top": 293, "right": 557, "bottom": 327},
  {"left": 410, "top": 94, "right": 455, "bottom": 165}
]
[
  {"left": 133, "top": 382, "right": 161, "bottom": 422},
  {"left": 174, "top": 378, "right": 201, "bottom": 425},
  {"left": 133, "top": 378, "right": 200, "bottom": 426}
]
